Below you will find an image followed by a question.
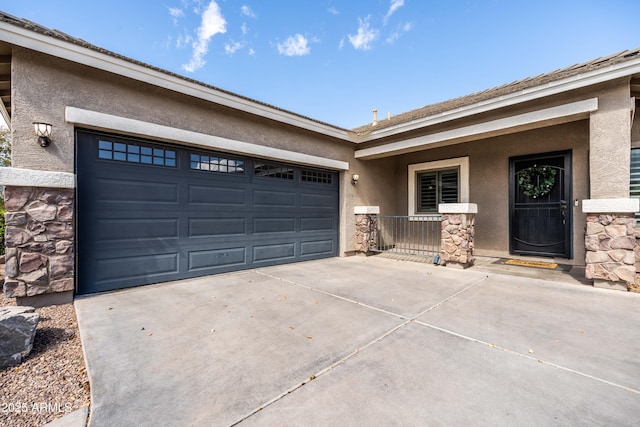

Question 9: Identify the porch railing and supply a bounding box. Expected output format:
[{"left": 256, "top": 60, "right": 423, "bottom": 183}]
[{"left": 372, "top": 215, "right": 441, "bottom": 258}]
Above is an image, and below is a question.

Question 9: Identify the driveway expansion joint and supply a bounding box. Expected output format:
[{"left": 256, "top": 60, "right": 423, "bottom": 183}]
[
  {"left": 413, "top": 320, "right": 640, "bottom": 396},
  {"left": 229, "top": 271, "right": 490, "bottom": 425}
]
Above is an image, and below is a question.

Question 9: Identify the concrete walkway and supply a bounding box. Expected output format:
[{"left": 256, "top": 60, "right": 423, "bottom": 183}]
[{"left": 75, "top": 256, "right": 640, "bottom": 426}]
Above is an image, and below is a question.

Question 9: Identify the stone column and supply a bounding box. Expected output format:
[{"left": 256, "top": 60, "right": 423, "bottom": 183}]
[
  {"left": 3, "top": 186, "right": 75, "bottom": 305},
  {"left": 583, "top": 198, "right": 639, "bottom": 291},
  {"left": 439, "top": 203, "right": 477, "bottom": 269},
  {"left": 354, "top": 206, "right": 379, "bottom": 254}
]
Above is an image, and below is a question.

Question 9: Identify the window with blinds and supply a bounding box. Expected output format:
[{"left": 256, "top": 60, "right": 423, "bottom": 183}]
[
  {"left": 631, "top": 148, "right": 640, "bottom": 224},
  {"left": 416, "top": 168, "right": 459, "bottom": 213}
]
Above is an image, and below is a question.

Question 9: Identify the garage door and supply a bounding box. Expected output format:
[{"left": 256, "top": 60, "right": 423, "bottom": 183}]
[{"left": 76, "top": 130, "right": 339, "bottom": 294}]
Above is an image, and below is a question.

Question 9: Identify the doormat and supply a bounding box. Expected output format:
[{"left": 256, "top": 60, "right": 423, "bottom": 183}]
[{"left": 493, "top": 258, "right": 572, "bottom": 271}]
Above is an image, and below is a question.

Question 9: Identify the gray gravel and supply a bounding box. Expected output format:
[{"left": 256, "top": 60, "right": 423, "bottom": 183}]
[{"left": 0, "top": 292, "right": 90, "bottom": 427}]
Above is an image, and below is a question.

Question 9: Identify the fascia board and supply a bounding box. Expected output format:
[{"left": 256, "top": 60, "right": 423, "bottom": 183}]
[
  {"left": 0, "top": 22, "right": 353, "bottom": 141},
  {"left": 355, "top": 98, "right": 598, "bottom": 159},
  {"left": 361, "top": 59, "right": 640, "bottom": 142},
  {"left": 66, "top": 106, "right": 350, "bottom": 171}
]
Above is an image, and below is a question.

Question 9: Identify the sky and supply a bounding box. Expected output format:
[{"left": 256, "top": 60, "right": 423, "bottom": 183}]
[{"left": 1, "top": 0, "right": 640, "bottom": 129}]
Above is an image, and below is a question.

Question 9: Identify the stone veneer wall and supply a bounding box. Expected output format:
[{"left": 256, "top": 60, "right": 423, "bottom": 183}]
[
  {"left": 440, "top": 213, "right": 475, "bottom": 267},
  {"left": 3, "top": 186, "right": 74, "bottom": 298},
  {"left": 355, "top": 214, "right": 377, "bottom": 253},
  {"left": 632, "top": 227, "right": 640, "bottom": 293},
  {"left": 584, "top": 213, "right": 636, "bottom": 290}
]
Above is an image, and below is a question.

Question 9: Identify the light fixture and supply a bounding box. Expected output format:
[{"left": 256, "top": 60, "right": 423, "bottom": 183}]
[
  {"left": 33, "top": 122, "right": 52, "bottom": 147},
  {"left": 351, "top": 174, "right": 360, "bottom": 185}
]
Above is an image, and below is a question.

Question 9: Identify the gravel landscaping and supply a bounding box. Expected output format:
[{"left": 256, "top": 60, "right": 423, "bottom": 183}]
[{"left": 0, "top": 287, "right": 90, "bottom": 426}]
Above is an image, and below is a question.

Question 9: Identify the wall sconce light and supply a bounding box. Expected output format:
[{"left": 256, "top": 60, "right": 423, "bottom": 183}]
[
  {"left": 351, "top": 174, "right": 360, "bottom": 185},
  {"left": 33, "top": 122, "right": 52, "bottom": 147}
]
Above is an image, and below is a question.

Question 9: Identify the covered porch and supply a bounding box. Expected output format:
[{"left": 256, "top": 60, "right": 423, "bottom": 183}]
[{"left": 348, "top": 56, "right": 640, "bottom": 292}]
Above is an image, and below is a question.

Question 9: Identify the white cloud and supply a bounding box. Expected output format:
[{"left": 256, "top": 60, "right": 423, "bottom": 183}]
[
  {"left": 241, "top": 5, "right": 256, "bottom": 18},
  {"left": 348, "top": 16, "right": 378, "bottom": 51},
  {"left": 249, "top": 48, "right": 256, "bottom": 56},
  {"left": 241, "top": 22, "right": 248, "bottom": 35},
  {"left": 182, "top": 1, "right": 227, "bottom": 72},
  {"left": 338, "top": 38, "right": 345, "bottom": 49},
  {"left": 384, "top": 0, "right": 404, "bottom": 25},
  {"left": 328, "top": 7, "right": 339, "bottom": 15},
  {"left": 176, "top": 33, "right": 193, "bottom": 48},
  {"left": 169, "top": 7, "right": 184, "bottom": 18},
  {"left": 168, "top": 7, "right": 185, "bottom": 25},
  {"left": 277, "top": 34, "right": 311, "bottom": 56},
  {"left": 385, "top": 21, "right": 413, "bottom": 44},
  {"left": 225, "top": 40, "right": 245, "bottom": 55}
]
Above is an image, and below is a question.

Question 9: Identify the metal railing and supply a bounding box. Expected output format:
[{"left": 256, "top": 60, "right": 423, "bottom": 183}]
[{"left": 372, "top": 215, "right": 441, "bottom": 257}]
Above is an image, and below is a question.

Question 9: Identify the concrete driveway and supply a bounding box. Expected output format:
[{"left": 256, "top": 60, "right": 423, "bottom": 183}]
[{"left": 75, "top": 256, "right": 640, "bottom": 426}]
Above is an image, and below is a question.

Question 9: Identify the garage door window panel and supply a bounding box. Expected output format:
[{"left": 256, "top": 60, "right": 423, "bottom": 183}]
[
  {"left": 190, "top": 153, "right": 245, "bottom": 174},
  {"left": 98, "top": 140, "right": 176, "bottom": 167},
  {"left": 301, "top": 169, "right": 333, "bottom": 184},
  {"left": 254, "top": 162, "right": 294, "bottom": 180}
]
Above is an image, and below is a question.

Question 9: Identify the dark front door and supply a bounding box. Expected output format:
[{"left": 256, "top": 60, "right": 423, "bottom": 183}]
[{"left": 509, "top": 151, "right": 572, "bottom": 258}]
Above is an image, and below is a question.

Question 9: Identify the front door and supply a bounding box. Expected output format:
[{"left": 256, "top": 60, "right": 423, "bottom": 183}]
[{"left": 509, "top": 151, "right": 572, "bottom": 258}]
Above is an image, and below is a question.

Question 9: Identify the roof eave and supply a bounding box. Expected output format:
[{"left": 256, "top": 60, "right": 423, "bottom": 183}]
[
  {"left": 0, "top": 20, "right": 354, "bottom": 142},
  {"left": 357, "top": 56, "right": 640, "bottom": 143}
]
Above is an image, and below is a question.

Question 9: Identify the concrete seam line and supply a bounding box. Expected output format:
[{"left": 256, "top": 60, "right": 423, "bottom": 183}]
[
  {"left": 414, "top": 320, "right": 640, "bottom": 396},
  {"left": 251, "top": 270, "right": 408, "bottom": 320},
  {"left": 229, "top": 319, "right": 413, "bottom": 427},
  {"left": 229, "top": 271, "right": 490, "bottom": 425},
  {"left": 416, "top": 275, "right": 490, "bottom": 316}
]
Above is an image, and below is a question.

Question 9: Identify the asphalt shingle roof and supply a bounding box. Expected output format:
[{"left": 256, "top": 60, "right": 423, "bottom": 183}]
[{"left": 353, "top": 48, "right": 640, "bottom": 134}]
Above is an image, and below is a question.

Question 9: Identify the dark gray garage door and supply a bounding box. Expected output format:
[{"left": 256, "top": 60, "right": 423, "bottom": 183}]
[{"left": 76, "top": 130, "right": 339, "bottom": 294}]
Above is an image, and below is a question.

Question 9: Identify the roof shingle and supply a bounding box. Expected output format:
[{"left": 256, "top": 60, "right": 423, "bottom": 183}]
[{"left": 353, "top": 48, "right": 640, "bottom": 134}]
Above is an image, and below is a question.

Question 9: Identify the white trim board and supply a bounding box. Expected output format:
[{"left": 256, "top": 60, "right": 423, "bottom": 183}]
[
  {"left": 356, "top": 98, "right": 598, "bottom": 159},
  {"left": 66, "top": 107, "right": 350, "bottom": 171},
  {"left": 0, "top": 21, "right": 351, "bottom": 141}
]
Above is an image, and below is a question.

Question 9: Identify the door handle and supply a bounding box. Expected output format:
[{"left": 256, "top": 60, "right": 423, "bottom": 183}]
[{"left": 559, "top": 200, "right": 567, "bottom": 224}]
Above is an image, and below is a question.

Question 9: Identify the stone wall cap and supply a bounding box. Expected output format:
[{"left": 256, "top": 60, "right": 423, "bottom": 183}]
[
  {"left": 582, "top": 198, "right": 639, "bottom": 213},
  {"left": 354, "top": 206, "right": 380, "bottom": 214},
  {"left": 0, "top": 167, "right": 76, "bottom": 189},
  {"left": 438, "top": 203, "right": 478, "bottom": 214}
]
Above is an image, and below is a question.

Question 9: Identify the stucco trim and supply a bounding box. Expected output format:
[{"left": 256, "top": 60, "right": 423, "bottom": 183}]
[
  {"left": 354, "top": 206, "right": 380, "bottom": 214},
  {"left": 438, "top": 203, "right": 478, "bottom": 214},
  {"left": 0, "top": 167, "right": 75, "bottom": 188},
  {"left": 0, "top": 21, "right": 351, "bottom": 141},
  {"left": 356, "top": 98, "right": 599, "bottom": 159},
  {"left": 582, "top": 198, "right": 639, "bottom": 213},
  {"left": 66, "top": 107, "right": 350, "bottom": 171}
]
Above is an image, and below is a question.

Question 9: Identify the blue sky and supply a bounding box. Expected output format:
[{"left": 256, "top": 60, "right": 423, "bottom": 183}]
[{"left": 2, "top": 0, "right": 640, "bottom": 129}]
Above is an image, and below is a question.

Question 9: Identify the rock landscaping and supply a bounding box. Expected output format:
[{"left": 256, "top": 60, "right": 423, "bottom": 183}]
[{"left": 0, "top": 290, "right": 89, "bottom": 426}]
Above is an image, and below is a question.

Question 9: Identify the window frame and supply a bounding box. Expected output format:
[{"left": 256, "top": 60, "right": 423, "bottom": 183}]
[{"left": 408, "top": 157, "right": 469, "bottom": 217}]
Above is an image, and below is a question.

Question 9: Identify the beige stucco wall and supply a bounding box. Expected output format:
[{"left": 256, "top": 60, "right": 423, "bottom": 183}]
[
  {"left": 11, "top": 47, "right": 391, "bottom": 256},
  {"left": 391, "top": 120, "right": 590, "bottom": 264},
  {"left": 588, "top": 79, "right": 631, "bottom": 198}
]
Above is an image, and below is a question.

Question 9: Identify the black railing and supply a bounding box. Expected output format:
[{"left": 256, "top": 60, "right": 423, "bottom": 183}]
[{"left": 372, "top": 215, "right": 441, "bottom": 257}]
